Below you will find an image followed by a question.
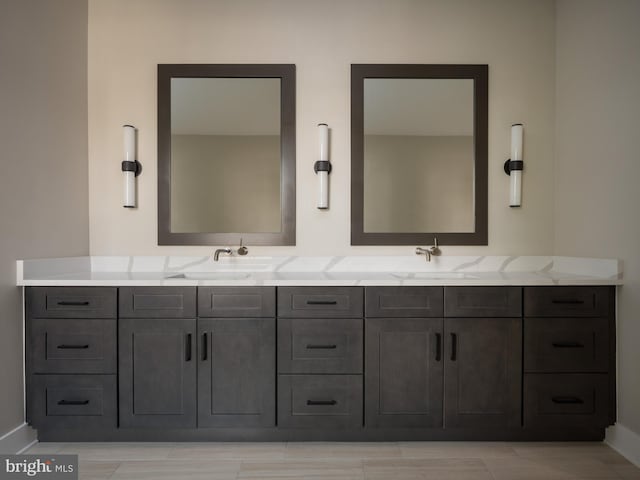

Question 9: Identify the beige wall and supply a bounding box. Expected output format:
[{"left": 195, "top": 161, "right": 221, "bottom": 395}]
[
  {"left": 364, "top": 135, "right": 474, "bottom": 233},
  {"left": 171, "top": 135, "right": 281, "bottom": 233},
  {"left": 88, "top": 0, "right": 556, "bottom": 255},
  {"left": 555, "top": 0, "right": 640, "bottom": 437},
  {"left": 0, "top": 0, "right": 89, "bottom": 438}
]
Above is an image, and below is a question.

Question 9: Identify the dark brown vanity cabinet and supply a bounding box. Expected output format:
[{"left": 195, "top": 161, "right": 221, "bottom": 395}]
[
  {"left": 197, "top": 287, "right": 276, "bottom": 428},
  {"left": 365, "top": 287, "right": 522, "bottom": 430},
  {"left": 24, "top": 283, "right": 616, "bottom": 440},
  {"left": 444, "top": 316, "right": 522, "bottom": 428},
  {"left": 523, "top": 286, "right": 615, "bottom": 430},
  {"left": 26, "top": 287, "right": 118, "bottom": 430},
  {"left": 277, "top": 287, "right": 364, "bottom": 428},
  {"left": 365, "top": 316, "right": 444, "bottom": 428},
  {"left": 119, "top": 287, "right": 277, "bottom": 429},
  {"left": 118, "top": 287, "right": 197, "bottom": 428}
]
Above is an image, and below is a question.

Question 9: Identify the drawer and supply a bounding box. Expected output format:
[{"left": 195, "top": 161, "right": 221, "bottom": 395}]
[
  {"left": 524, "top": 317, "right": 609, "bottom": 373},
  {"left": 199, "top": 287, "right": 275, "bottom": 317},
  {"left": 119, "top": 287, "right": 196, "bottom": 318},
  {"left": 445, "top": 287, "right": 521, "bottom": 317},
  {"left": 277, "top": 375, "right": 363, "bottom": 428},
  {"left": 26, "top": 287, "right": 116, "bottom": 319},
  {"left": 29, "top": 318, "right": 116, "bottom": 374},
  {"left": 28, "top": 375, "right": 117, "bottom": 429},
  {"left": 278, "top": 287, "right": 363, "bottom": 318},
  {"left": 277, "top": 318, "right": 363, "bottom": 374},
  {"left": 524, "top": 374, "right": 610, "bottom": 428},
  {"left": 524, "top": 287, "right": 612, "bottom": 317},
  {"left": 366, "top": 287, "right": 443, "bottom": 317}
]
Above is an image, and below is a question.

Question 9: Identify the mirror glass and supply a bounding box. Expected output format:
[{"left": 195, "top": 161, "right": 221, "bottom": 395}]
[
  {"left": 351, "top": 64, "right": 488, "bottom": 246},
  {"left": 363, "top": 78, "right": 474, "bottom": 233},
  {"left": 158, "top": 64, "right": 296, "bottom": 246},
  {"left": 170, "top": 78, "right": 281, "bottom": 233}
]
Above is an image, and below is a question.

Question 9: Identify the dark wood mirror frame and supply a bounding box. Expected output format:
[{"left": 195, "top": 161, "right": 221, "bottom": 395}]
[
  {"left": 351, "top": 64, "right": 488, "bottom": 246},
  {"left": 158, "top": 64, "right": 296, "bottom": 246}
]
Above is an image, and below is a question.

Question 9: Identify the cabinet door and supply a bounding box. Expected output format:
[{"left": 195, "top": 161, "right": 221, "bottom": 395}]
[
  {"left": 444, "top": 317, "right": 521, "bottom": 428},
  {"left": 119, "top": 318, "right": 197, "bottom": 428},
  {"left": 198, "top": 318, "right": 275, "bottom": 427},
  {"left": 365, "top": 318, "right": 443, "bottom": 428}
]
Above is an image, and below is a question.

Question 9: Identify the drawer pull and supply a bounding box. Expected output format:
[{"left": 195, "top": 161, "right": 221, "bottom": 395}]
[
  {"left": 551, "top": 396, "right": 584, "bottom": 404},
  {"left": 552, "top": 341, "right": 584, "bottom": 348},
  {"left": 435, "top": 333, "right": 442, "bottom": 362},
  {"left": 186, "top": 333, "right": 192, "bottom": 362},
  {"left": 202, "top": 333, "right": 208, "bottom": 361},
  {"left": 57, "top": 399, "right": 89, "bottom": 406},
  {"left": 306, "top": 344, "right": 337, "bottom": 349},
  {"left": 450, "top": 333, "right": 457, "bottom": 361},
  {"left": 57, "top": 344, "right": 90, "bottom": 349},
  {"left": 551, "top": 299, "right": 585, "bottom": 305},
  {"left": 57, "top": 301, "right": 90, "bottom": 306},
  {"left": 307, "top": 399, "right": 337, "bottom": 406},
  {"left": 306, "top": 300, "right": 338, "bottom": 305}
]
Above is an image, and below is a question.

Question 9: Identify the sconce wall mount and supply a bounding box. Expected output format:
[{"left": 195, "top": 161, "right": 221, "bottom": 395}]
[
  {"left": 121, "top": 159, "right": 142, "bottom": 176},
  {"left": 503, "top": 159, "right": 523, "bottom": 176}
]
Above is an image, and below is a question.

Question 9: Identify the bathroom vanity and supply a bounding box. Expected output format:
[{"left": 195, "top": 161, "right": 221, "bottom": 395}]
[{"left": 19, "top": 256, "right": 619, "bottom": 442}]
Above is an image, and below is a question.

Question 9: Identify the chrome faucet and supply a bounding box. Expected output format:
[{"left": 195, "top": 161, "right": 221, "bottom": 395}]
[
  {"left": 416, "top": 238, "right": 441, "bottom": 262},
  {"left": 213, "top": 248, "right": 232, "bottom": 261}
]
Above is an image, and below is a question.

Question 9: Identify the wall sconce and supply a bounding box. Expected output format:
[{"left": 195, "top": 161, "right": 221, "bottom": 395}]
[
  {"left": 122, "top": 124, "right": 141, "bottom": 208},
  {"left": 503, "top": 123, "right": 524, "bottom": 207},
  {"left": 314, "top": 123, "right": 331, "bottom": 209}
]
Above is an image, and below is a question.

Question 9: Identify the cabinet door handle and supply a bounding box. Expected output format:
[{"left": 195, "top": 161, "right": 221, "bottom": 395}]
[
  {"left": 450, "top": 333, "right": 457, "bottom": 361},
  {"left": 552, "top": 341, "right": 584, "bottom": 348},
  {"left": 186, "top": 333, "right": 192, "bottom": 362},
  {"left": 201, "top": 333, "right": 208, "bottom": 361},
  {"left": 57, "top": 400, "right": 89, "bottom": 406},
  {"left": 306, "top": 300, "right": 338, "bottom": 305},
  {"left": 552, "top": 396, "right": 584, "bottom": 404},
  {"left": 57, "top": 344, "right": 89, "bottom": 349},
  {"left": 306, "top": 399, "right": 337, "bottom": 406},
  {"left": 57, "top": 301, "right": 90, "bottom": 306},
  {"left": 435, "top": 333, "right": 442, "bottom": 361},
  {"left": 306, "top": 344, "right": 337, "bottom": 349},
  {"left": 551, "top": 299, "right": 585, "bottom": 305}
]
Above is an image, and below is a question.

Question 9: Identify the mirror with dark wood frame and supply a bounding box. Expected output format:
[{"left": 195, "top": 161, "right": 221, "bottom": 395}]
[
  {"left": 351, "top": 64, "right": 488, "bottom": 246},
  {"left": 158, "top": 64, "right": 296, "bottom": 246}
]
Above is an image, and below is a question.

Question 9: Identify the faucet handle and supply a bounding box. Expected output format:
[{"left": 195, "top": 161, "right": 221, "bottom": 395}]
[
  {"left": 431, "top": 237, "right": 441, "bottom": 256},
  {"left": 237, "top": 237, "right": 249, "bottom": 256}
]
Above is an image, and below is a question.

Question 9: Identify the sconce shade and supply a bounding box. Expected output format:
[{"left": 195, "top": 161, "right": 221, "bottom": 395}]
[
  {"left": 315, "top": 123, "right": 330, "bottom": 209},
  {"left": 508, "top": 123, "right": 523, "bottom": 207},
  {"left": 122, "top": 125, "right": 138, "bottom": 208}
]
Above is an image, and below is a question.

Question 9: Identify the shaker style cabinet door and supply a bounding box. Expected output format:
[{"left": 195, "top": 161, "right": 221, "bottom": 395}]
[
  {"left": 119, "top": 318, "right": 197, "bottom": 428},
  {"left": 365, "top": 317, "right": 444, "bottom": 428},
  {"left": 444, "top": 317, "right": 522, "bottom": 429},
  {"left": 197, "top": 318, "right": 275, "bottom": 427}
]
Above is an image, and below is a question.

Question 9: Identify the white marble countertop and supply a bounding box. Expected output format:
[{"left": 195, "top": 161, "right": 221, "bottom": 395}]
[{"left": 16, "top": 255, "right": 623, "bottom": 286}]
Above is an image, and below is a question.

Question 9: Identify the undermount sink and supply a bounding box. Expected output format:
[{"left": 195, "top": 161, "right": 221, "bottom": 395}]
[
  {"left": 165, "top": 272, "right": 251, "bottom": 280},
  {"left": 392, "top": 272, "right": 476, "bottom": 279}
]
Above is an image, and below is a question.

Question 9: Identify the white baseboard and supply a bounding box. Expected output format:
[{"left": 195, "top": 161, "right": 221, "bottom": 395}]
[
  {"left": 0, "top": 423, "right": 37, "bottom": 454},
  {"left": 606, "top": 424, "right": 640, "bottom": 467}
]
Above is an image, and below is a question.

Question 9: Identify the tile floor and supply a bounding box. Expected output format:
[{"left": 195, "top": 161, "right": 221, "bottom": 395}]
[{"left": 25, "top": 441, "right": 640, "bottom": 480}]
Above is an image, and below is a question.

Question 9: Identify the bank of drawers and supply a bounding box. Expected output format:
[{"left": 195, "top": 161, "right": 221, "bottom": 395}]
[
  {"left": 26, "top": 287, "right": 117, "bottom": 429},
  {"left": 277, "top": 287, "right": 363, "bottom": 428},
  {"left": 523, "top": 286, "right": 613, "bottom": 429}
]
